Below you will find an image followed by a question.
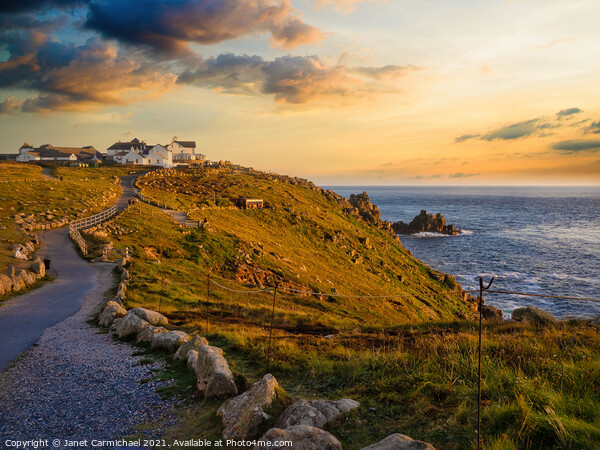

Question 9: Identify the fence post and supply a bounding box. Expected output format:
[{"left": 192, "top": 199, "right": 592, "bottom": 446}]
[
  {"left": 266, "top": 282, "right": 278, "bottom": 372},
  {"left": 477, "top": 276, "right": 494, "bottom": 450},
  {"left": 205, "top": 273, "right": 210, "bottom": 332}
]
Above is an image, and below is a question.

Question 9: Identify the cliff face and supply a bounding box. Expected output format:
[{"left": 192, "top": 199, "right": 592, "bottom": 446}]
[{"left": 392, "top": 210, "right": 460, "bottom": 235}]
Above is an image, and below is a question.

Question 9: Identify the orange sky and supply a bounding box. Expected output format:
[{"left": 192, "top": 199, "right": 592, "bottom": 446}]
[{"left": 1, "top": 0, "right": 599, "bottom": 185}]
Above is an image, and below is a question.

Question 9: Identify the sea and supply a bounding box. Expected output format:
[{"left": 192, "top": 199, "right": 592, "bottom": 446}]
[{"left": 328, "top": 186, "right": 600, "bottom": 319}]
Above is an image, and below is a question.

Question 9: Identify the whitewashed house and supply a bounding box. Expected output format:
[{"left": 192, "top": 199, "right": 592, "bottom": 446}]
[
  {"left": 145, "top": 144, "right": 172, "bottom": 166},
  {"left": 167, "top": 137, "right": 204, "bottom": 162},
  {"left": 106, "top": 138, "right": 177, "bottom": 167},
  {"left": 121, "top": 150, "right": 146, "bottom": 165}
]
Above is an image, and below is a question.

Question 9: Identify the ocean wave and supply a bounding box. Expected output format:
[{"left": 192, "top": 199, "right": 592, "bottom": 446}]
[{"left": 402, "top": 230, "right": 473, "bottom": 238}]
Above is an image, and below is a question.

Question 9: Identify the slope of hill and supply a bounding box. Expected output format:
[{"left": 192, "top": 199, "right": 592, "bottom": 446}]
[
  {"left": 118, "top": 166, "right": 475, "bottom": 329},
  {"left": 102, "top": 166, "right": 600, "bottom": 449}
]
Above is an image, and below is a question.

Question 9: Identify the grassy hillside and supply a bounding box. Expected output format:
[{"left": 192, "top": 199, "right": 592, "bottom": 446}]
[
  {"left": 0, "top": 162, "right": 131, "bottom": 273},
  {"left": 87, "top": 165, "right": 599, "bottom": 448},
  {"left": 127, "top": 166, "right": 473, "bottom": 325}
]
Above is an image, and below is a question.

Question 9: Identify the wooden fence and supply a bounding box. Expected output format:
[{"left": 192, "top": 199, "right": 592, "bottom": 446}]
[
  {"left": 69, "top": 204, "right": 118, "bottom": 256},
  {"left": 103, "top": 246, "right": 130, "bottom": 261}
]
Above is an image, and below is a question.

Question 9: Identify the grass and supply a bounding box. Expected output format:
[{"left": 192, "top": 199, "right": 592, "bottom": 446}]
[
  {"left": 1, "top": 163, "right": 594, "bottom": 447},
  {"left": 84, "top": 166, "right": 600, "bottom": 448},
  {"left": 0, "top": 162, "right": 134, "bottom": 273}
]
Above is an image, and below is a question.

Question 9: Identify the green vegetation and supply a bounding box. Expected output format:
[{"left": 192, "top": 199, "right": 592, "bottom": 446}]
[
  {"left": 109, "top": 167, "right": 600, "bottom": 448},
  {"left": 0, "top": 162, "right": 131, "bottom": 272}
]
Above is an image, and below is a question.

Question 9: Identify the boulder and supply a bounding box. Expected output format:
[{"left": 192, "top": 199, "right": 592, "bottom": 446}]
[
  {"left": 29, "top": 257, "right": 45, "bottom": 277},
  {"left": 18, "top": 269, "right": 35, "bottom": 286},
  {"left": 361, "top": 433, "right": 436, "bottom": 450},
  {"left": 195, "top": 344, "right": 237, "bottom": 398},
  {"left": 151, "top": 330, "right": 190, "bottom": 353},
  {"left": 174, "top": 335, "right": 209, "bottom": 361},
  {"left": 0, "top": 274, "right": 12, "bottom": 296},
  {"left": 480, "top": 304, "right": 503, "bottom": 321},
  {"left": 137, "top": 325, "right": 168, "bottom": 343},
  {"left": 217, "top": 373, "right": 279, "bottom": 440},
  {"left": 256, "top": 425, "right": 342, "bottom": 450},
  {"left": 109, "top": 318, "right": 123, "bottom": 333},
  {"left": 187, "top": 349, "right": 199, "bottom": 369},
  {"left": 276, "top": 399, "right": 360, "bottom": 429},
  {"left": 98, "top": 301, "right": 127, "bottom": 327},
  {"left": 130, "top": 307, "right": 168, "bottom": 326},
  {"left": 115, "top": 311, "right": 151, "bottom": 338},
  {"left": 511, "top": 306, "right": 556, "bottom": 325}
]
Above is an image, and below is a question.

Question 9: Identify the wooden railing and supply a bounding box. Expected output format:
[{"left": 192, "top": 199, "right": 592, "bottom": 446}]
[
  {"left": 70, "top": 204, "right": 117, "bottom": 231},
  {"left": 69, "top": 204, "right": 118, "bottom": 255},
  {"left": 103, "top": 246, "right": 130, "bottom": 261}
]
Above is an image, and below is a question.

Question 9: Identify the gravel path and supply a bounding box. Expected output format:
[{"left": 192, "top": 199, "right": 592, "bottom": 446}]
[{"left": 0, "top": 264, "right": 175, "bottom": 448}]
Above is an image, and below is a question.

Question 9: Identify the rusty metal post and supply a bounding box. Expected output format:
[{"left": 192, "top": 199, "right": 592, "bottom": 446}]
[
  {"left": 266, "top": 283, "right": 278, "bottom": 372},
  {"left": 205, "top": 273, "right": 210, "bottom": 332},
  {"left": 477, "top": 276, "right": 494, "bottom": 450}
]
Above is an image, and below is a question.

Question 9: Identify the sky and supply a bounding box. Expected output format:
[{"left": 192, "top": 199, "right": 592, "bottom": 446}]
[{"left": 1, "top": 0, "right": 599, "bottom": 185}]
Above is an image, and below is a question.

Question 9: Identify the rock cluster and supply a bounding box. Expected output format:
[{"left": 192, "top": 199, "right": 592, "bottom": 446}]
[
  {"left": 97, "top": 262, "right": 239, "bottom": 400},
  {"left": 392, "top": 210, "right": 461, "bottom": 235},
  {"left": 14, "top": 211, "right": 70, "bottom": 232},
  {"left": 0, "top": 257, "right": 46, "bottom": 296}
]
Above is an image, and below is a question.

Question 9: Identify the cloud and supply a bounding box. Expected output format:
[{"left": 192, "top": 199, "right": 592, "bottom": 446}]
[
  {"left": 533, "top": 37, "right": 577, "bottom": 50},
  {"left": 0, "top": 96, "right": 24, "bottom": 113},
  {"left": 449, "top": 172, "right": 479, "bottom": 178},
  {"left": 314, "top": 0, "right": 376, "bottom": 11},
  {"left": 178, "top": 53, "right": 415, "bottom": 104},
  {"left": 454, "top": 134, "right": 480, "bottom": 143},
  {"left": 353, "top": 64, "right": 420, "bottom": 81},
  {"left": 481, "top": 119, "right": 540, "bottom": 141},
  {"left": 85, "top": 0, "right": 324, "bottom": 55},
  {"left": 585, "top": 121, "right": 600, "bottom": 134},
  {"left": 0, "top": 32, "right": 177, "bottom": 112},
  {"left": 551, "top": 140, "right": 600, "bottom": 153},
  {"left": 556, "top": 107, "right": 582, "bottom": 117},
  {"left": 0, "top": 0, "right": 85, "bottom": 13}
]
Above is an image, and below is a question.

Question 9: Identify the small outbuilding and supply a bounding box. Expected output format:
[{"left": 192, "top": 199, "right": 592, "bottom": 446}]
[{"left": 236, "top": 198, "right": 264, "bottom": 209}]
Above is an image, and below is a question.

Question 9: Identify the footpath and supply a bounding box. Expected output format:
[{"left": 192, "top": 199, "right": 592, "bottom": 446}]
[{"left": 0, "top": 173, "right": 174, "bottom": 445}]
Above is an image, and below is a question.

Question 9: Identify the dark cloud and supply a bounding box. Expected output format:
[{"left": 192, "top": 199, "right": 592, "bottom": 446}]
[
  {"left": 481, "top": 119, "right": 539, "bottom": 141},
  {"left": 0, "top": 0, "right": 85, "bottom": 13},
  {"left": 454, "top": 134, "right": 480, "bottom": 143},
  {"left": 551, "top": 140, "right": 600, "bottom": 153},
  {"left": 86, "top": 0, "right": 323, "bottom": 55},
  {"left": 178, "top": 53, "right": 415, "bottom": 103},
  {"left": 585, "top": 121, "right": 600, "bottom": 134},
  {"left": 556, "top": 107, "right": 582, "bottom": 117}
]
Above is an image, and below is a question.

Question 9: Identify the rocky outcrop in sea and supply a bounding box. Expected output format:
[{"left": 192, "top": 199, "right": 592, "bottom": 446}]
[{"left": 392, "top": 210, "right": 461, "bottom": 235}]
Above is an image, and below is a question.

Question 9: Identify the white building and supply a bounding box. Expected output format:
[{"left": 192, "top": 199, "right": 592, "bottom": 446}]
[{"left": 167, "top": 137, "right": 205, "bottom": 162}]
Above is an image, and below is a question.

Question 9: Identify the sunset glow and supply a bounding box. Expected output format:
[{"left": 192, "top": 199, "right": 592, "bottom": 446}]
[{"left": 1, "top": 0, "right": 599, "bottom": 185}]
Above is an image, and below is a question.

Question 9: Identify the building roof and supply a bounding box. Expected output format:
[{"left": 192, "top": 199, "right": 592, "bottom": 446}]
[
  {"left": 174, "top": 140, "right": 196, "bottom": 148},
  {"left": 107, "top": 138, "right": 146, "bottom": 151},
  {"left": 27, "top": 145, "right": 100, "bottom": 160}
]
